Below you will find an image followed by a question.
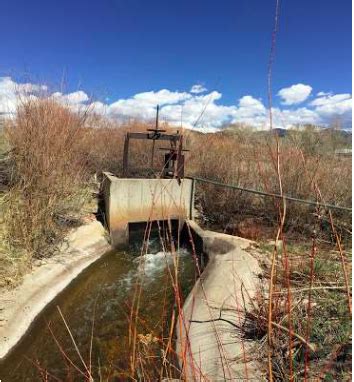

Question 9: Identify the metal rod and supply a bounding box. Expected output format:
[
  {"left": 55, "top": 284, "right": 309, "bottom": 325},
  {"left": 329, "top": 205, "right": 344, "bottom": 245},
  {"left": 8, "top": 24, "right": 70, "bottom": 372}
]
[
  {"left": 155, "top": 104, "right": 159, "bottom": 129},
  {"left": 151, "top": 105, "right": 159, "bottom": 168},
  {"left": 127, "top": 132, "right": 179, "bottom": 141},
  {"left": 187, "top": 176, "right": 352, "bottom": 212},
  {"left": 122, "top": 134, "right": 130, "bottom": 177}
]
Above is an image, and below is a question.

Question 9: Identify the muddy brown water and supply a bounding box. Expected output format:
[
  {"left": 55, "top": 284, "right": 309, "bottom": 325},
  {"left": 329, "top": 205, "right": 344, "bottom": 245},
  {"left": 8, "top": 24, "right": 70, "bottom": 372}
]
[{"left": 0, "top": 226, "right": 199, "bottom": 381}]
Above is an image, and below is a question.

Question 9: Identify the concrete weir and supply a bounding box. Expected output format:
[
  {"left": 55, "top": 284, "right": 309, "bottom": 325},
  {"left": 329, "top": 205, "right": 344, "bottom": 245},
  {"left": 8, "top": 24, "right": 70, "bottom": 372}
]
[
  {"left": 101, "top": 172, "right": 195, "bottom": 246},
  {"left": 101, "top": 173, "right": 264, "bottom": 379}
]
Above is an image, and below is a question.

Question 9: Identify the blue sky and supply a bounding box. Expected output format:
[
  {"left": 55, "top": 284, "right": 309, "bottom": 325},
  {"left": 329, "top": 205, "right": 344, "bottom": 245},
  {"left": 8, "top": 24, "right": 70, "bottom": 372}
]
[{"left": 0, "top": 0, "right": 352, "bottom": 130}]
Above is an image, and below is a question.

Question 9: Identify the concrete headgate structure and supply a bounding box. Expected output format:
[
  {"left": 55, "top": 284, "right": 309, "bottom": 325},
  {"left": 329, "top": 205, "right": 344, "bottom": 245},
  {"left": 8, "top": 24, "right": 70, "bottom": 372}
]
[{"left": 101, "top": 172, "right": 195, "bottom": 247}]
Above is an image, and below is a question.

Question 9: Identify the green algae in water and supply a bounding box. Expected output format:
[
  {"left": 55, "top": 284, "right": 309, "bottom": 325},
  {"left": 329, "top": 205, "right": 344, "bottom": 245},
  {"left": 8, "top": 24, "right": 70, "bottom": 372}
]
[{"left": 0, "top": 227, "right": 199, "bottom": 381}]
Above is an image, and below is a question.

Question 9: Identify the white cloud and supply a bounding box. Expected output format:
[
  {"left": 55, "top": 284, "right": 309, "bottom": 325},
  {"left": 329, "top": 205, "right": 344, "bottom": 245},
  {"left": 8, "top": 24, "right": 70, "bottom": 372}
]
[
  {"left": 0, "top": 78, "right": 18, "bottom": 114},
  {"left": 0, "top": 77, "right": 47, "bottom": 114},
  {"left": 270, "top": 107, "right": 320, "bottom": 129},
  {"left": 237, "top": 95, "right": 266, "bottom": 116},
  {"left": 0, "top": 77, "right": 47, "bottom": 96},
  {"left": 52, "top": 90, "right": 89, "bottom": 105},
  {"left": 0, "top": 77, "right": 351, "bottom": 130},
  {"left": 278, "top": 83, "right": 312, "bottom": 105},
  {"left": 108, "top": 89, "right": 192, "bottom": 121},
  {"left": 133, "top": 89, "right": 191, "bottom": 105},
  {"left": 228, "top": 96, "right": 267, "bottom": 128},
  {"left": 190, "top": 84, "right": 207, "bottom": 94},
  {"left": 17, "top": 83, "right": 47, "bottom": 94},
  {"left": 161, "top": 91, "right": 233, "bottom": 130},
  {"left": 90, "top": 101, "right": 108, "bottom": 115},
  {"left": 109, "top": 98, "right": 156, "bottom": 120},
  {"left": 317, "top": 91, "right": 332, "bottom": 97},
  {"left": 310, "top": 93, "right": 352, "bottom": 116}
]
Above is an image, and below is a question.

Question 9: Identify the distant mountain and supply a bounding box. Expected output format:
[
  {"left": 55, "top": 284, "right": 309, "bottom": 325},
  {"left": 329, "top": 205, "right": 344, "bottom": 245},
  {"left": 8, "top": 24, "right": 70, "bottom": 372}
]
[
  {"left": 254, "top": 127, "right": 352, "bottom": 140},
  {"left": 197, "top": 125, "right": 352, "bottom": 145},
  {"left": 254, "top": 127, "right": 288, "bottom": 138},
  {"left": 272, "top": 128, "right": 288, "bottom": 137},
  {"left": 320, "top": 127, "right": 352, "bottom": 139}
]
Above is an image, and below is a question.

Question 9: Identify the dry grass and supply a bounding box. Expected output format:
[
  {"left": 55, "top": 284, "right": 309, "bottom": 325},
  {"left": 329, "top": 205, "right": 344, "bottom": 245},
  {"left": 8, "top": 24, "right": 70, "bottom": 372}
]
[
  {"left": 247, "top": 240, "right": 352, "bottom": 381},
  {"left": 186, "top": 127, "right": 351, "bottom": 240},
  {"left": 2, "top": 99, "right": 93, "bottom": 262}
]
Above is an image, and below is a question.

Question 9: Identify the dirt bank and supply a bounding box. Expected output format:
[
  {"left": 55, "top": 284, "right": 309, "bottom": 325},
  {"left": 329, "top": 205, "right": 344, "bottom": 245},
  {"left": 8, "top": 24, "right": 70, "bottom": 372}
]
[{"left": 0, "top": 220, "right": 111, "bottom": 360}]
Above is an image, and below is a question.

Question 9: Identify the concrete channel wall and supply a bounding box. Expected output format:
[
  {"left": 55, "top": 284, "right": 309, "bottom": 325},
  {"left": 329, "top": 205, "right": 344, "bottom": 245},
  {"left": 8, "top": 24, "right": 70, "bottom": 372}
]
[
  {"left": 0, "top": 221, "right": 111, "bottom": 361},
  {"left": 101, "top": 172, "right": 195, "bottom": 246},
  {"left": 177, "top": 220, "right": 264, "bottom": 380}
]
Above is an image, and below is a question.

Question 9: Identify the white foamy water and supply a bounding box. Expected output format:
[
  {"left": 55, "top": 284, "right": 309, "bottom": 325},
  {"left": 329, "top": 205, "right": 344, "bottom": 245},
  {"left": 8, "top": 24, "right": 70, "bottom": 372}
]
[{"left": 135, "top": 248, "right": 190, "bottom": 276}]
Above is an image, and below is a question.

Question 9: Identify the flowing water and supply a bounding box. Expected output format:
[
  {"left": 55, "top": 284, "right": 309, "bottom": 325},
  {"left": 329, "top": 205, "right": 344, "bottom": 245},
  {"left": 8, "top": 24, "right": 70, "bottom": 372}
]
[{"left": 0, "top": 225, "right": 199, "bottom": 381}]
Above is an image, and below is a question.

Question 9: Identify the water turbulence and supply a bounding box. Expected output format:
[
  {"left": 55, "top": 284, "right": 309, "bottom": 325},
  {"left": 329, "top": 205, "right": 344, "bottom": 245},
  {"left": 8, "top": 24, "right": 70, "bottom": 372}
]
[{"left": 0, "top": 221, "right": 201, "bottom": 381}]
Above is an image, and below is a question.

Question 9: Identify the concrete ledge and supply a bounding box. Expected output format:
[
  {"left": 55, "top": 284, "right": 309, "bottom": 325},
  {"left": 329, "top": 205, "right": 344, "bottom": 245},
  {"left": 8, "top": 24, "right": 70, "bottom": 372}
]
[
  {"left": 102, "top": 173, "right": 195, "bottom": 247},
  {"left": 177, "top": 221, "right": 264, "bottom": 380},
  {"left": 0, "top": 221, "right": 111, "bottom": 361}
]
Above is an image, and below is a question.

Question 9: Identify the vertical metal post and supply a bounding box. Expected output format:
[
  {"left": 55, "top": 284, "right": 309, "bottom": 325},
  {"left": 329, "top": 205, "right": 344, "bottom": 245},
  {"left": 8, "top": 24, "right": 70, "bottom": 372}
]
[
  {"left": 155, "top": 104, "right": 160, "bottom": 129},
  {"left": 123, "top": 134, "right": 130, "bottom": 177},
  {"left": 150, "top": 104, "right": 160, "bottom": 168}
]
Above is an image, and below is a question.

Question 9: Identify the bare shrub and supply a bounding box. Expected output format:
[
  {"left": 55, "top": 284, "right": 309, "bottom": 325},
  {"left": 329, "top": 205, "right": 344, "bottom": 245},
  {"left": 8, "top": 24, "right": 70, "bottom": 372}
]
[
  {"left": 186, "top": 128, "right": 351, "bottom": 239},
  {"left": 4, "top": 99, "right": 92, "bottom": 259}
]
